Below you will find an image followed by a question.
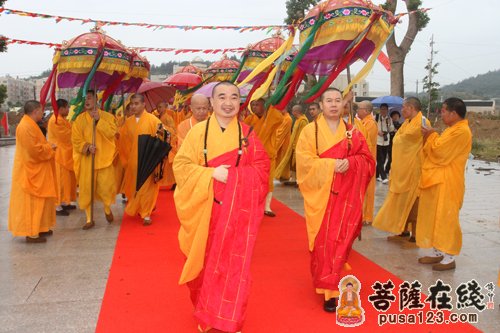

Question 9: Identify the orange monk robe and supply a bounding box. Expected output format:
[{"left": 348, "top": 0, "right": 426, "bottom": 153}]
[
  {"left": 416, "top": 119, "right": 472, "bottom": 255},
  {"left": 8, "top": 115, "right": 57, "bottom": 237},
  {"left": 158, "top": 112, "right": 178, "bottom": 187},
  {"left": 71, "top": 110, "right": 117, "bottom": 219},
  {"left": 274, "top": 112, "right": 293, "bottom": 180},
  {"left": 121, "top": 111, "right": 163, "bottom": 218},
  {"left": 244, "top": 106, "right": 284, "bottom": 191},
  {"left": 296, "top": 115, "right": 375, "bottom": 300},
  {"left": 337, "top": 290, "right": 362, "bottom": 318},
  {"left": 373, "top": 112, "right": 430, "bottom": 234},
  {"left": 361, "top": 113, "right": 378, "bottom": 223},
  {"left": 177, "top": 116, "right": 201, "bottom": 148},
  {"left": 275, "top": 114, "right": 309, "bottom": 179},
  {"left": 47, "top": 114, "right": 76, "bottom": 205},
  {"left": 173, "top": 116, "right": 269, "bottom": 332}
]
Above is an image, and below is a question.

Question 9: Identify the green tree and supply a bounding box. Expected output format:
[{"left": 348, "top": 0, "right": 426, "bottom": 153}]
[
  {"left": 284, "top": 0, "right": 319, "bottom": 25},
  {"left": 383, "top": 0, "right": 430, "bottom": 97},
  {"left": 422, "top": 59, "right": 440, "bottom": 116},
  {"left": 0, "top": 84, "right": 7, "bottom": 106}
]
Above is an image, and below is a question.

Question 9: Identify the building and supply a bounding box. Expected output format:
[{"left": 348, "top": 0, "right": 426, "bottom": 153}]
[
  {"left": 331, "top": 74, "right": 370, "bottom": 97},
  {"left": 0, "top": 75, "right": 36, "bottom": 108}
]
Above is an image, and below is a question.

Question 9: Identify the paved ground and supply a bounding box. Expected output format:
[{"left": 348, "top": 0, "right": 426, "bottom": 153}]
[{"left": 1, "top": 144, "right": 499, "bottom": 332}]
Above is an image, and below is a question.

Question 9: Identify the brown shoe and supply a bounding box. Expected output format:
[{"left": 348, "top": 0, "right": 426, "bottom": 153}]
[
  {"left": 433, "top": 261, "right": 456, "bottom": 271},
  {"left": 26, "top": 236, "right": 47, "bottom": 243},
  {"left": 264, "top": 210, "right": 276, "bottom": 217},
  {"left": 105, "top": 211, "right": 114, "bottom": 223},
  {"left": 82, "top": 221, "right": 95, "bottom": 230},
  {"left": 418, "top": 256, "right": 444, "bottom": 264},
  {"left": 39, "top": 230, "right": 53, "bottom": 237},
  {"left": 143, "top": 218, "right": 152, "bottom": 226}
]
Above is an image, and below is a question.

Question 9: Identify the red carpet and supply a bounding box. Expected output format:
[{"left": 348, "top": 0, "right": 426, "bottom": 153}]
[{"left": 97, "top": 191, "right": 480, "bottom": 332}]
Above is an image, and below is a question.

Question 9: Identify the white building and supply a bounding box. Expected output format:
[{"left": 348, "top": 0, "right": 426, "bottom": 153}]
[
  {"left": 331, "top": 74, "right": 370, "bottom": 97},
  {"left": 0, "top": 75, "right": 36, "bottom": 107}
]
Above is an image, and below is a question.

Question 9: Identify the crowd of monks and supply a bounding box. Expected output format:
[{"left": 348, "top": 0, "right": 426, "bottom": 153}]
[{"left": 8, "top": 81, "right": 477, "bottom": 332}]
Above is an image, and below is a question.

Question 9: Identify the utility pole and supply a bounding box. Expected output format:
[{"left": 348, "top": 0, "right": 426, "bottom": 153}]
[
  {"left": 416, "top": 79, "right": 419, "bottom": 96},
  {"left": 426, "top": 34, "right": 435, "bottom": 118}
]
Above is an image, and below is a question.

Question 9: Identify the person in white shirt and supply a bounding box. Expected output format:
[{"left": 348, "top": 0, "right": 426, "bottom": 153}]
[{"left": 376, "top": 103, "right": 395, "bottom": 183}]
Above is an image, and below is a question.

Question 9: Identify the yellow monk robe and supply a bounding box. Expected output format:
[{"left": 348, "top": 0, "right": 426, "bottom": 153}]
[
  {"left": 244, "top": 106, "right": 284, "bottom": 191},
  {"left": 121, "top": 111, "right": 163, "bottom": 218},
  {"left": 173, "top": 116, "right": 269, "bottom": 332},
  {"left": 8, "top": 115, "right": 57, "bottom": 237},
  {"left": 296, "top": 115, "right": 375, "bottom": 299},
  {"left": 158, "top": 111, "right": 178, "bottom": 187},
  {"left": 373, "top": 112, "right": 430, "bottom": 233},
  {"left": 274, "top": 112, "right": 293, "bottom": 180},
  {"left": 353, "top": 117, "right": 367, "bottom": 139},
  {"left": 47, "top": 114, "right": 76, "bottom": 205},
  {"left": 72, "top": 110, "right": 117, "bottom": 220},
  {"left": 275, "top": 114, "right": 308, "bottom": 179},
  {"left": 177, "top": 116, "right": 201, "bottom": 148},
  {"left": 361, "top": 113, "right": 377, "bottom": 223},
  {"left": 114, "top": 114, "right": 128, "bottom": 194},
  {"left": 416, "top": 119, "right": 472, "bottom": 255}
]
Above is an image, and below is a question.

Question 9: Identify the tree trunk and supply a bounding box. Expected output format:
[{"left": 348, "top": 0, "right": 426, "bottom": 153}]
[{"left": 390, "top": 56, "right": 405, "bottom": 97}]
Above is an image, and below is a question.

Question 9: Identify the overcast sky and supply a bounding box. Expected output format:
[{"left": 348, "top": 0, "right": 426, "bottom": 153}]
[{"left": 1, "top": 0, "right": 499, "bottom": 93}]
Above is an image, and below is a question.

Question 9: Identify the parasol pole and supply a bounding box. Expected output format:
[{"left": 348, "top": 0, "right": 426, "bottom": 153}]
[
  {"left": 347, "top": 65, "right": 362, "bottom": 242},
  {"left": 90, "top": 85, "right": 97, "bottom": 224}
]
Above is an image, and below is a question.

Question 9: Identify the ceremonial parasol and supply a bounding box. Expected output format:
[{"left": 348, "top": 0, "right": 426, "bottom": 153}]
[
  {"left": 177, "top": 64, "right": 202, "bottom": 75},
  {"left": 371, "top": 95, "right": 404, "bottom": 107},
  {"left": 136, "top": 131, "right": 172, "bottom": 193},
  {"left": 40, "top": 26, "right": 134, "bottom": 225},
  {"left": 203, "top": 54, "right": 240, "bottom": 83},
  {"left": 137, "top": 80, "right": 176, "bottom": 112},
  {"left": 267, "top": 0, "right": 398, "bottom": 109}
]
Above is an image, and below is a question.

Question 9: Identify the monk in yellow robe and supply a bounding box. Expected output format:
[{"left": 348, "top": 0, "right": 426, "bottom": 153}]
[
  {"left": 357, "top": 101, "right": 377, "bottom": 225},
  {"left": 177, "top": 94, "right": 209, "bottom": 148},
  {"left": 115, "top": 103, "right": 132, "bottom": 201},
  {"left": 8, "top": 100, "right": 57, "bottom": 242},
  {"left": 417, "top": 98, "right": 472, "bottom": 271},
  {"left": 121, "top": 94, "right": 165, "bottom": 225},
  {"left": 47, "top": 99, "right": 77, "bottom": 216},
  {"left": 373, "top": 97, "right": 430, "bottom": 243},
  {"left": 296, "top": 88, "right": 375, "bottom": 312},
  {"left": 275, "top": 104, "right": 308, "bottom": 184},
  {"left": 274, "top": 108, "right": 293, "bottom": 181},
  {"left": 174, "top": 82, "right": 269, "bottom": 333},
  {"left": 244, "top": 98, "right": 284, "bottom": 217},
  {"left": 155, "top": 101, "right": 178, "bottom": 189},
  {"left": 72, "top": 90, "right": 117, "bottom": 230}
]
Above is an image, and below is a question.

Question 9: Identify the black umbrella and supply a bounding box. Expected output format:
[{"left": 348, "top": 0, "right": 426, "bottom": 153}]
[{"left": 136, "top": 130, "right": 172, "bottom": 193}]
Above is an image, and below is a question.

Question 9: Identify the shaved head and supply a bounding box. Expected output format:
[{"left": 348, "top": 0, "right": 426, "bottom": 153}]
[{"left": 190, "top": 93, "right": 210, "bottom": 122}]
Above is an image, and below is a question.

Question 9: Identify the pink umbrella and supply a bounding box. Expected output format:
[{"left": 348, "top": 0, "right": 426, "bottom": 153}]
[
  {"left": 195, "top": 82, "right": 249, "bottom": 98},
  {"left": 137, "top": 80, "right": 176, "bottom": 112}
]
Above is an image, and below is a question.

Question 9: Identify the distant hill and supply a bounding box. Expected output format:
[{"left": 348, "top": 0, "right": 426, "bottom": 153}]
[{"left": 441, "top": 69, "right": 500, "bottom": 99}]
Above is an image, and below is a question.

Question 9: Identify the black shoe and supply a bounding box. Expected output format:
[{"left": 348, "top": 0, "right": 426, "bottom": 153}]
[
  {"left": 56, "top": 209, "right": 70, "bottom": 216},
  {"left": 323, "top": 298, "right": 338, "bottom": 313},
  {"left": 61, "top": 204, "right": 77, "bottom": 210},
  {"left": 264, "top": 211, "right": 276, "bottom": 217}
]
